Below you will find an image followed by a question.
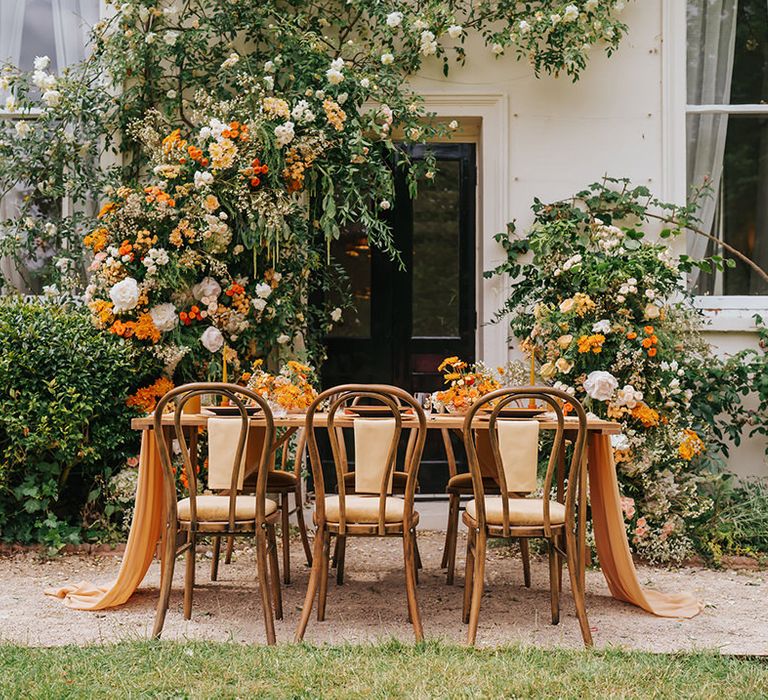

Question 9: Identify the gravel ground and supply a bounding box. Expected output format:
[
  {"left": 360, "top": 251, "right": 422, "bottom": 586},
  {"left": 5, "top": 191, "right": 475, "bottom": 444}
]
[{"left": 2, "top": 531, "right": 766, "bottom": 653}]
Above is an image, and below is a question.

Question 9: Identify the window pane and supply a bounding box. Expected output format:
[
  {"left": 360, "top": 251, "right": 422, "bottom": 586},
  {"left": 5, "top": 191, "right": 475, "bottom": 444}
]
[
  {"left": 327, "top": 226, "right": 372, "bottom": 338},
  {"left": 411, "top": 161, "right": 461, "bottom": 338},
  {"left": 694, "top": 115, "right": 768, "bottom": 296},
  {"left": 730, "top": 0, "right": 768, "bottom": 105},
  {"left": 19, "top": 0, "right": 58, "bottom": 73}
]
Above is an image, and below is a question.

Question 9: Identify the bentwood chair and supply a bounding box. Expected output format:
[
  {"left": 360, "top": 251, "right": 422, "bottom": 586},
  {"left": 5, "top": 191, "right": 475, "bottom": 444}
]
[
  {"left": 440, "top": 428, "right": 531, "bottom": 586},
  {"left": 461, "top": 388, "right": 591, "bottom": 646},
  {"left": 294, "top": 385, "right": 427, "bottom": 642},
  {"left": 153, "top": 383, "right": 282, "bottom": 644},
  {"left": 213, "top": 429, "right": 313, "bottom": 584}
]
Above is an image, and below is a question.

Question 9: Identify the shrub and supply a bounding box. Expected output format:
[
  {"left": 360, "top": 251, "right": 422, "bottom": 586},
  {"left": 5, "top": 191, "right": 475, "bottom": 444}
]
[{"left": 0, "top": 297, "right": 144, "bottom": 548}]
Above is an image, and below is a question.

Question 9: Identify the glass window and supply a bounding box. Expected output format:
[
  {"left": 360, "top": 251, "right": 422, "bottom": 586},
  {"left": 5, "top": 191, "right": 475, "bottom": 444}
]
[
  {"left": 327, "top": 225, "right": 372, "bottom": 339},
  {"left": 687, "top": 0, "right": 768, "bottom": 296}
]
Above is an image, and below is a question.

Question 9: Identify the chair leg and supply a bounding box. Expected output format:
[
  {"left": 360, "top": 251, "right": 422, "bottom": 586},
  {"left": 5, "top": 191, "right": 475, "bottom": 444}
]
[
  {"left": 294, "top": 522, "right": 326, "bottom": 642},
  {"left": 467, "top": 528, "right": 486, "bottom": 646},
  {"left": 565, "top": 524, "right": 593, "bottom": 646},
  {"left": 548, "top": 537, "right": 561, "bottom": 625},
  {"left": 446, "top": 494, "right": 460, "bottom": 585},
  {"left": 152, "top": 524, "right": 178, "bottom": 638},
  {"left": 519, "top": 538, "right": 531, "bottom": 588},
  {"left": 183, "top": 531, "right": 196, "bottom": 620},
  {"left": 403, "top": 527, "right": 424, "bottom": 642},
  {"left": 317, "top": 530, "right": 331, "bottom": 622},
  {"left": 462, "top": 527, "right": 475, "bottom": 624},
  {"left": 281, "top": 493, "right": 291, "bottom": 585},
  {"left": 210, "top": 536, "right": 221, "bottom": 582},
  {"left": 224, "top": 534, "right": 235, "bottom": 564},
  {"left": 294, "top": 483, "right": 313, "bottom": 567},
  {"left": 414, "top": 529, "right": 422, "bottom": 571},
  {"left": 255, "top": 526, "right": 276, "bottom": 645},
  {"left": 331, "top": 535, "right": 341, "bottom": 568},
  {"left": 267, "top": 524, "right": 283, "bottom": 620},
  {"left": 335, "top": 534, "right": 347, "bottom": 586}
]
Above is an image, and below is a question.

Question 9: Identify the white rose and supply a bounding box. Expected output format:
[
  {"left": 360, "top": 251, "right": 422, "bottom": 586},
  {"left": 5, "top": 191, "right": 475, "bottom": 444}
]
[
  {"left": 221, "top": 53, "right": 239, "bottom": 69},
  {"left": 610, "top": 433, "right": 629, "bottom": 450},
  {"left": 331, "top": 307, "right": 342, "bottom": 322},
  {"left": 14, "top": 121, "right": 31, "bottom": 138},
  {"left": 380, "top": 53, "right": 395, "bottom": 65},
  {"left": 583, "top": 371, "right": 618, "bottom": 402},
  {"left": 386, "top": 11, "right": 403, "bottom": 27},
  {"left": 255, "top": 282, "right": 272, "bottom": 299},
  {"left": 200, "top": 326, "right": 224, "bottom": 353},
  {"left": 192, "top": 276, "right": 222, "bottom": 301},
  {"left": 264, "top": 60, "right": 276, "bottom": 73},
  {"left": 277, "top": 334, "right": 291, "bottom": 345},
  {"left": 109, "top": 277, "right": 140, "bottom": 313},
  {"left": 447, "top": 24, "right": 463, "bottom": 39},
  {"left": 563, "top": 5, "right": 579, "bottom": 22},
  {"left": 274, "top": 121, "right": 295, "bottom": 147},
  {"left": 448, "top": 120, "right": 459, "bottom": 130},
  {"left": 491, "top": 43, "right": 504, "bottom": 55},
  {"left": 194, "top": 170, "right": 214, "bottom": 188},
  {"left": 34, "top": 55, "right": 50, "bottom": 71},
  {"left": 591, "top": 319, "right": 611, "bottom": 334},
  {"left": 379, "top": 199, "right": 391, "bottom": 210},
  {"left": 519, "top": 20, "right": 531, "bottom": 33},
  {"left": 150, "top": 303, "right": 178, "bottom": 332},
  {"left": 360, "top": 78, "right": 370, "bottom": 88},
  {"left": 164, "top": 31, "right": 179, "bottom": 46},
  {"left": 644, "top": 303, "right": 661, "bottom": 320},
  {"left": 326, "top": 68, "right": 344, "bottom": 85},
  {"left": 252, "top": 297, "right": 268, "bottom": 313},
  {"left": 42, "top": 90, "right": 62, "bottom": 107}
]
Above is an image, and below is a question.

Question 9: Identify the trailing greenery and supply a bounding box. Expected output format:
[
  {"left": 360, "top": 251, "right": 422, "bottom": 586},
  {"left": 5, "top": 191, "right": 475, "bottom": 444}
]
[
  {"left": 0, "top": 297, "right": 144, "bottom": 548},
  {"left": 489, "top": 178, "right": 768, "bottom": 564},
  {"left": 0, "top": 640, "right": 766, "bottom": 699}
]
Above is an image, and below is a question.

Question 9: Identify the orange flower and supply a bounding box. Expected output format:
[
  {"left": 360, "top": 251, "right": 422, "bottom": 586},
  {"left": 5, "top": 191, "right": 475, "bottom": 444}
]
[
  {"left": 647, "top": 348, "right": 657, "bottom": 357},
  {"left": 109, "top": 319, "right": 136, "bottom": 338},
  {"left": 679, "top": 429, "right": 705, "bottom": 461},
  {"left": 83, "top": 227, "right": 108, "bottom": 252},
  {"left": 127, "top": 376, "right": 175, "bottom": 414},
  {"left": 97, "top": 202, "right": 116, "bottom": 219},
  {"left": 631, "top": 404, "right": 660, "bottom": 428},
  {"left": 644, "top": 325, "right": 654, "bottom": 335},
  {"left": 626, "top": 331, "right": 637, "bottom": 340},
  {"left": 577, "top": 334, "right": 605, "bottom": 354},
  {"left": 134, "top": 313, "right": 161, "bottom": 343}
]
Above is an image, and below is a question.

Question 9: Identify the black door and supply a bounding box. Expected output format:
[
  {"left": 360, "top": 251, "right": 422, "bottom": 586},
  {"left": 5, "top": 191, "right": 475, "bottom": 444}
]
[{"left": 323, "top": 143, "right": 477, "bottom": 492}]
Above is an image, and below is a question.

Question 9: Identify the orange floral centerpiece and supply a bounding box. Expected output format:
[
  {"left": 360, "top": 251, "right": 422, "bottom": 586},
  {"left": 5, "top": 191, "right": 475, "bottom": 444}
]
[
  {"left": 247, "top": 360, "right": 318, "bottom": 415},
  {"left": 431, "top": 357, "right": 501, "bottom": 414}
]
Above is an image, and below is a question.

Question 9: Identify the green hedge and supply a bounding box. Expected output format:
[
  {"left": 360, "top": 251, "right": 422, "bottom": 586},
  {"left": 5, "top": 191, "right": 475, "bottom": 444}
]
[{"left": 0, "top": 297, "right": 142, "bottom": 548}]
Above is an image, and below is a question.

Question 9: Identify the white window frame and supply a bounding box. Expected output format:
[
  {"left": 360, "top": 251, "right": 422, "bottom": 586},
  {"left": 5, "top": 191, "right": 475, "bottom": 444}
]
[{"left": 664, "top": 0, "right": 768, "bottom": 331}]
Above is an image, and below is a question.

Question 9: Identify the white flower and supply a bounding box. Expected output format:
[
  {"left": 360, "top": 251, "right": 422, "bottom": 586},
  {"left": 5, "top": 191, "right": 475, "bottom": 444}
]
[
  {"left": 380, "top": 53, "right": 395, "bottom": 65},
  {"left": 379, "top": 199, "right": 391, "bottom": 210},
  {"left": 14, "top": 121, "right": 31, "bottom": 138},
  {"left": 277, "top": 334, "right": 291, "bottom": 344},
  {"left": 274, "top": 121, "right": 295, "bottom": 147},
  {"left": 150, "top": 303, "right": 178, "bottom": 332},
  {"left": 448, "top": 120, "right": 459, "bottom": 130},
  {"left": 194, "top": 170, "right": 213, "bottom": 188},
  {"left": 221, "top": 53, "right": 239, "bottom": 69},
  {"left": 263, "top": 75, "right": 275, "bottom": 91},
  {"left": 138, "top": 6, "right": 150, "bottom": 22},
  {"left": 550, "top": 13, "right": 562, "bottom": 25},
  {"left": 192, "top": 276, "right": 222, "bottom": 301},
  {"left": 583, "top": 371, "right": 618, "bottom": 402},
  {"left": 518, "top": 20, "right": 531, "bottom": 34},
  {"left": 145, "top": 32, "right": 156, "bottom": 44},
  {"left": 592, "top": 319, "right": 612, "bottom": 334},
  {"left": 563, "top": 5, "right": 579, "bottom": 22},
  {"left": 447, "top": 24, "right": 463, "bottom": 39},
  {"left": 611, "top": 433, "right": 630, "bottom": 450},
  {"left": 201, "top": 326, "right": 224, "bottom": 353},
  {"left": 42, "top": 90, "right": 61, "bottom": 107},
  {"left": 337, "top": 92, "right": 348, "bottom": 105},
  {"left": 360, "top": 77, "right": 370, "bottom": 88},
  {"left": 644, "top": 303, "right": 661, "bottom": 320},
  {"left": 491, "top": 43, "right": 504, "bottom": 55},
  {"left": 614, "top": 1, "right": 626, "bottom": 12},
  {"left": 645, "top": 289, "right": 656, "bottom": 299},
  {"left": 164, "top": 31, "right": 179, "bottom": 46},
  {"left": 166, "top": 89, "right": 177, "bottom": 99},
  {"left": 615, "top": 384, "right": 643, "bottom": 409},
  {"left": 252, "top": 297, "right": 268, "bottom": 313},
  {"left": 413, "top": 18, "right": 428, "bottom": 30},
  {"left": 331, "top": 307, "right": 342, "bottom": 322},
  {"left": 326, "top": 68, "right": 344, "bottom": 85},
  {"left": 199, "top": 126, "right": 212, "bottom": 141},
  {"left": 34, "top": 56, "right": 50, "bottom": 71},
  {"left": 330, "top": 57, "right": 344, "bottom": 71},
  {"left": 386, "top": 11, "right": 403, "bottom": 27},
  {"left": 4, "top": 95, "right": 16, "bottom": 112},
  {"left": 585, "top": 0, "right": 599, "bottom": 11},
  {"left": 109, "top": 277, "right": 140, "bottom": 313},
  {"left": 420, "top": 30, "right": 437, "bottom": 55},
  {"left": 255, "top": 282, "right": 273, "bottom": 299},
  {"left": 264, "top": 60, "right": 276, "bottom": 73}
]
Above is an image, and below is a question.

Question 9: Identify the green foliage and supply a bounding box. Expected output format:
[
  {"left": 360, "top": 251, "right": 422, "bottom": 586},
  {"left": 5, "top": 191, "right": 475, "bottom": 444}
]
[{"left": 0, "top": 297, "right": 145, "bottom": 548}]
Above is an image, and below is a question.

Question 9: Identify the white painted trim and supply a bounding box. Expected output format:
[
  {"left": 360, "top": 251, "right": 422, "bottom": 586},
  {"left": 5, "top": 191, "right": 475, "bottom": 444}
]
[
  {"left": 661, "top": 0, "right": 687, "bottom": 206},
  {"left": 694, "top": 296, "right": 766, "bottom": 332},
  {"left": 419, "top": 93, "right": 510, "bottom": 368},
  {"left": 687, "top": 104, "right": 768, "bottom": 115}
]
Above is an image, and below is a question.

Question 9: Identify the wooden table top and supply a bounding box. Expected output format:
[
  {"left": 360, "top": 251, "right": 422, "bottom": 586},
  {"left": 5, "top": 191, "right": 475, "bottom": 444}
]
[{"left": 132, "top": 411, "right": 622, "bottom": 434}]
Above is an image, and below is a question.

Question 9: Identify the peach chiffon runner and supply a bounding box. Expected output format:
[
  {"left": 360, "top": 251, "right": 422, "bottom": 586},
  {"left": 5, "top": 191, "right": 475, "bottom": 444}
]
[{"left": 46, "top": 430, "right": 702, "bottom": 618}]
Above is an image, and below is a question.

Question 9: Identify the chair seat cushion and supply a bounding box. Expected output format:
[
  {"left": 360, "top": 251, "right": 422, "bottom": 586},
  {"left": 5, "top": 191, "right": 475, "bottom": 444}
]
[
  {"left": 266, "top": 470, "right": 298, "bottom": 488},
  {"left": 323, "top": 495, "right": 407, "bottom": 523},
  {"left": 343, "top": 470, "right": 408, "bottom": 493},
  {"left": 465, "top": 497, "right": 566, "bottom": 526},
  {"left": 177, "top": 495, "right": 278, "bottom": 522},
  {"left": 446, "top": 473, "right": 500, "bottom": 493}
]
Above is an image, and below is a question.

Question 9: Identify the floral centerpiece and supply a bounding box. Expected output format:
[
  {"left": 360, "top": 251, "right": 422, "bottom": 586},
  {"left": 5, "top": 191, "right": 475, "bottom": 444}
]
[
  {"left": 431, "top": 357, "right": 501, "bottom": 413},
  {"left": 247, "top": 360, "right": 318, "bottom": 415}
]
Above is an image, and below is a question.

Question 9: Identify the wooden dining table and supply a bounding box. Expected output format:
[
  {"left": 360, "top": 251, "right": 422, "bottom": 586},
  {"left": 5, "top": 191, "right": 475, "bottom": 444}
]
[{"left": 47, "top": 410, "right": 703, "bottom": 621}]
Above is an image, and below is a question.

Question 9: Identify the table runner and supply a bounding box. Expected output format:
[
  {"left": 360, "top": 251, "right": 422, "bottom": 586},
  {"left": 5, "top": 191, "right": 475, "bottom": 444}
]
[{"left": 46, "top": 430, "right": 702, "bottom": 618}]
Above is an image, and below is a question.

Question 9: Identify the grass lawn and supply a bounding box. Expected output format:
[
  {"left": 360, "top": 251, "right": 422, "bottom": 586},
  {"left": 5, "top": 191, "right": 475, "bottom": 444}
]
[{"left": 0, "top": 640, "right": 766, "bottom": 699}]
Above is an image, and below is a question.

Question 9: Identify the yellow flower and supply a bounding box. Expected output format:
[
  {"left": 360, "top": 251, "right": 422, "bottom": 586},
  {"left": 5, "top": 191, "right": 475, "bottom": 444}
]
[
  {"left": 209, "top": 138, "right": 237, "bottom": 170},
  {"left": 557, "top": 334, "right": 573, "bottom": 349},
  {"left": 577, "top": 334, "right": 605, "bottom": 354},
  {"left": 203, "top": 194, "right": 220, "bottom": 212}
]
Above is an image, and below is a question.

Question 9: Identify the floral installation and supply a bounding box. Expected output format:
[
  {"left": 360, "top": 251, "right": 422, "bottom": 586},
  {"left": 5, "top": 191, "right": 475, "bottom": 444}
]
[
  {"left": 487, "top": 178, "right": 754, "bottom": 564},
  {"left": 126, "top": 376, "right": 175, "bottom": 414},
  {"left": 246, "top": 360, "right": 319, "bottom": 414},
  {"left": 431, "top": 356, "right": 501, "bottom": 413}
]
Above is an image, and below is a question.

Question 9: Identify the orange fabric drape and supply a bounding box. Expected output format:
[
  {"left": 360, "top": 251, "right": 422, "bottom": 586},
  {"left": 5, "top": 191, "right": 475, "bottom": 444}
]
[
  {"left": 46, "top": 429, "right": 702, "bottom": 619},
  {"left": 589, "top": 434, "right": 703, "bottom": 618},
  {"left": 44, "top": 432, "right": 166, "bottom": 609}
]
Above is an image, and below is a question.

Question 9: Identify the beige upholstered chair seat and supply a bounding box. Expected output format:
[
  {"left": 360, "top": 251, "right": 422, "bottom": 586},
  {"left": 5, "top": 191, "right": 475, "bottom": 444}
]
[
  {"left": 465, "top": 497, "right": 566, "bottom": 526},
  {"left": 177, "top": 495, "right": 278, "bottom": 522},
  {"left": 266, "top": 470, "right": 298, "bottom": 488},
  {"left": 323, "top": 495, "right": 407, "bottom": 523}
]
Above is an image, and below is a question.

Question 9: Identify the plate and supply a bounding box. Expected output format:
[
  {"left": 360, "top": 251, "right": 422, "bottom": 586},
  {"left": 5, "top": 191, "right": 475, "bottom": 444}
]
[
  {"left": 344, "top": 406, "right": 413, "bottom": 417},
  {"left": 204, "top": 406, "right": 262, "bottom": 417}
]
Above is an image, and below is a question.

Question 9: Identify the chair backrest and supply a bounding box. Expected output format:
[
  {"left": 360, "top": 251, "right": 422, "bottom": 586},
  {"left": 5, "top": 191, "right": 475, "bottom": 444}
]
[
  {"left": 153, "top": 382, "right": 275, "bottom": 532},
  {"left": 305, "top": 384, "right": 427, "bottom": 535},
  {"left": 463, "top": 388, "right": 588, "bottom": 537}
]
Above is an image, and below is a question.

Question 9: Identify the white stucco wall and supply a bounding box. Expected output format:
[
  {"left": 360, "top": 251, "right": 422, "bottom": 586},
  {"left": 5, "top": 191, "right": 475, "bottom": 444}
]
[{"left": 409, "top": 0, "right": 767, "bottom": 478}]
